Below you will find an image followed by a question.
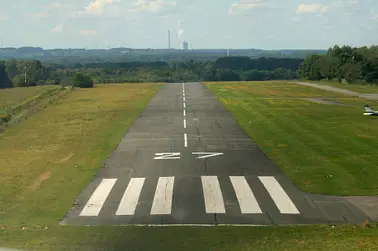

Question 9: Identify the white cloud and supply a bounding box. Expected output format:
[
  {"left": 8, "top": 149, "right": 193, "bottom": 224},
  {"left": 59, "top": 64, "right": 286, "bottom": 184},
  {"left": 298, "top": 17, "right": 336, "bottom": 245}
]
[
  {"left": 85, "top": 0, "right": 120, "bottom": 14},
  {"left": 128, "top": 0, "right": 177, "bottom": 14},
  {"left": 296, "top": 4, "right": 329, "bottom": 14},
  {"left": 228, "top": 0, "right": 265, "bottom": 16},
  {"left": 79, "top": 29, "right": 97, "bottom": 35},
  {"left": 52, "top": 24, "right": 63, "bottom": 33},
  {"left": 0, "top": 15, "right": 8, "bottom": 21}
]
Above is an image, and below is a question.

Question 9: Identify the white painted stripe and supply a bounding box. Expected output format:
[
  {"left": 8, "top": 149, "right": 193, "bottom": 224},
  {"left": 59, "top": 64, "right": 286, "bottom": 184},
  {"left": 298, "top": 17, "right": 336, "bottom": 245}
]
[
  {"left": 79, "top": 179, "right": 116, "bottom": 216},
  {"left": 184, "top": 133, "right": 188, "bottom": 147},
  {"left": 230, "top": 176, "right": 262, "bottom": 214},
  {"left": 258, "top": 176, "right": 300, "bottom": 214},
  {"left": 183, "top": 102, "right": 186, "bottom": 108},
  {"left": 201, "top": 176, "right": 226, "bottom": 214},
  {"left": 150, "top": 177, "right": 175, "bottom": 215},
  {"left": 183, "top": 96, "right": 186, "bottom": 102},
  {"left": 183, "top": 119, "right": 187, "bottom": 128},
  {"left": 183, "top": 109, "right": 186, "bottom": 117},
  {"left": 116, "top": 178, "right": 145, "bottom": 215}
]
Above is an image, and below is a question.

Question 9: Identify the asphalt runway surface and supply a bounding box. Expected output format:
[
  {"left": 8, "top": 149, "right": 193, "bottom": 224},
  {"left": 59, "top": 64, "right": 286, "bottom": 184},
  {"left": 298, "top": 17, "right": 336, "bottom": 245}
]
[{"left": 62, "top": 82, "right": 369, "bottom": 226}]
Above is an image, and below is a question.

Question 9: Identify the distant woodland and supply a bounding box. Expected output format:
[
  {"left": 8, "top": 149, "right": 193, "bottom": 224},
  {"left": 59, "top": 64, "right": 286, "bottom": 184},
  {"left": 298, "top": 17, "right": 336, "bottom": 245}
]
[{"left": 0, "top": 45, "right": 377, "bottom": 89}]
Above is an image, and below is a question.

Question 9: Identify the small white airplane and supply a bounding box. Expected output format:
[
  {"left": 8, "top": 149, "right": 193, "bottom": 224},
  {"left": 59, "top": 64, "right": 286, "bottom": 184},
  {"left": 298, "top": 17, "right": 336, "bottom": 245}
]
[{"left": 363, "top": 105, "right": 378, "bottom": 116}]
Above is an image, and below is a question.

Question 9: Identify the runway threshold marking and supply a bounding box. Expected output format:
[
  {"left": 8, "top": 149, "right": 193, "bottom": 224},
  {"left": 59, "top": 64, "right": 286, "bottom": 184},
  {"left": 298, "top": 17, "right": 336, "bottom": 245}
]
[
  {"left": 79, "top": 178, "right": 117, "bottom": 216},
  {"left": 150, "top": 177, "right": 175, "bottom": 215},
  {"left": 230, "top": 176, "right": 262, "bottom": 213},
  {"left": 116, "top": 178, "right": 145, "bottom": 215},
  {"left": 258, "top": 176, "right": 300, "bottom": 214},
  {"left": 201, "top": 176, "right": 226, "bottom": 214}
]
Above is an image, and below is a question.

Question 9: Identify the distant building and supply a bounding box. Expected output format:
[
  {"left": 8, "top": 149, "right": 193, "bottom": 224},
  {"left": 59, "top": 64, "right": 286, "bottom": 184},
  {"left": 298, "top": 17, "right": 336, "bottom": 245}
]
[{"left": 182, "top": 41, "right": 188, "bottom": 50}]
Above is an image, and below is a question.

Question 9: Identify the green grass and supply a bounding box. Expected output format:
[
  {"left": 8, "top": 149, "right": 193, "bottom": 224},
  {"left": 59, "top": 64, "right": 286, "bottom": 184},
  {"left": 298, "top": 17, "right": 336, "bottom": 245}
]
[
  {"left": 0, "top": 85, "right": 59, "bottom": 110},
  {"left": 1, "top": 82, "right": 378, "bottom": 251},
  {"left": 206, "top": 81, "right": 350, "bottom": 98},
  {"left": 305, "top": 80, "right": 378, "bottom": 94},
  {"left": 206, "top": 81, "right": 378, "bottom": 196},
  {"left": 2, "top": 224, "right": 378, "bottom": 251}
]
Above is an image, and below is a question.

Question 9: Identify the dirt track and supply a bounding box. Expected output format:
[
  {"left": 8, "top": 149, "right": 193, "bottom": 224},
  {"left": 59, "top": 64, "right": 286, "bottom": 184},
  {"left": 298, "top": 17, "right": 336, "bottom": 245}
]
[{"left": 291, "top": 81, "right": 378, "bottom": 100}]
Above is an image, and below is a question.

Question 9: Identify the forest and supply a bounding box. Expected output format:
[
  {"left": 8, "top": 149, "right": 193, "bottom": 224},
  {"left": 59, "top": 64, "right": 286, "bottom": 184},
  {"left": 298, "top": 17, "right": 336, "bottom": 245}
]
[
  {"left": 299, "top": 45, "right": 378, "bottom": 84},
  {"left": 0, "top": 45, "right": 377, "bottom": 89}
]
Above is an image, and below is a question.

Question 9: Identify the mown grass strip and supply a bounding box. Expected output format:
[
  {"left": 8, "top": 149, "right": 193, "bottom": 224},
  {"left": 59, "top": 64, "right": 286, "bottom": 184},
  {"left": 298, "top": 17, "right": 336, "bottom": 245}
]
[{"left": 206, "top": 81, "right": 378, "bottom": 196}]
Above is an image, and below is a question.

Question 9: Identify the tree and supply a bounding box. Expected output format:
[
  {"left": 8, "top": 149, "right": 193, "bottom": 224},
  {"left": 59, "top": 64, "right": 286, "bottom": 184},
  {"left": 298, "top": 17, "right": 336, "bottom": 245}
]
[
  {"left": 12, "top": 74, "right": 28, "bottom": 87},
  {"left": 73, "top": 73, "right": 94, "bottom": 88},
  {"left": 341, "top": 62, "right": 360, "bottom": 83},
  {"left": 0, "top": 62, "right": 12, "bottom": 89}
]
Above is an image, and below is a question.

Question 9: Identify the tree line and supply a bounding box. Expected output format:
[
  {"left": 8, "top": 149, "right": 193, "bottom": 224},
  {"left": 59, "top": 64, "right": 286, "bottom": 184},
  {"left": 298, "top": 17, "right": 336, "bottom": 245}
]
[
  {"left": 299, "top": 45, "right": 378, "bottom": 84},
  {"left": 0, "top": 57, "right": 301, "bottom": 88},
  {"left": 2, "top": 45, "right": 377, "bottom": 89}
]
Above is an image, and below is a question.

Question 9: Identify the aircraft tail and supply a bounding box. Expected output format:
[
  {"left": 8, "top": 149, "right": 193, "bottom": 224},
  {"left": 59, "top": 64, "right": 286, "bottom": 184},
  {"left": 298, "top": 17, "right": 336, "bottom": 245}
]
[{"left": 364, "top": 105, "right": 374, "bottom": 112}]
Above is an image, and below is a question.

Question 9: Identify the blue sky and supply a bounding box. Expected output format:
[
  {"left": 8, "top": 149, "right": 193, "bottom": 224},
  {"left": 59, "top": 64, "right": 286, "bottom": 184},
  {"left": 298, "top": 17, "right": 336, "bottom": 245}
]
[{"left": 0, "top": 0, "right": 377, "bottom": 49}]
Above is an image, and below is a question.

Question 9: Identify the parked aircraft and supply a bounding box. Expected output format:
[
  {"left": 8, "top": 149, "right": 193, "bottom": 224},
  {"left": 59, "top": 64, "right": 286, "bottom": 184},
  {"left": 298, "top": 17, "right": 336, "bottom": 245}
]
[{"left": 363, "top": 105, "right": 378, "bottom": 116}]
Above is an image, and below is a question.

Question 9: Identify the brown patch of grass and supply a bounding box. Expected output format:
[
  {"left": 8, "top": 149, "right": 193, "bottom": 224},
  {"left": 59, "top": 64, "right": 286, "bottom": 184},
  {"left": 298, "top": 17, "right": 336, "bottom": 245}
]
[
  {"left": 55, "top": 152, "right": 74, "bottom": 164},
  {"left": 29, "top": 171, "right": 52, "bottom": 191}
]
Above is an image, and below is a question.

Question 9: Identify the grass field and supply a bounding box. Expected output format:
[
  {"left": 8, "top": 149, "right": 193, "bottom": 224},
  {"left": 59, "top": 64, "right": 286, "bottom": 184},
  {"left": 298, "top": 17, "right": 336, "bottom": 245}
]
[
  {"left": 0, "top": 85, "right": 59, "bottom": 110},
  {"left": 206, "top": 81, "right": 378, "bottom": 196},
  {"left": 206, "top": 81, "right": 351, "bottom": 98},
  {"left": 1, "top": 82, "right": 378, "bottom": 251}
]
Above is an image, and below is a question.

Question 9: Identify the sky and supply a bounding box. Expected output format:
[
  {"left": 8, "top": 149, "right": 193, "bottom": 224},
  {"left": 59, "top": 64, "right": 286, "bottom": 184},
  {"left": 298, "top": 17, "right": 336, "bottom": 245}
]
[{"left": 0, "top": 0, "right": 377, "bottom": 50}]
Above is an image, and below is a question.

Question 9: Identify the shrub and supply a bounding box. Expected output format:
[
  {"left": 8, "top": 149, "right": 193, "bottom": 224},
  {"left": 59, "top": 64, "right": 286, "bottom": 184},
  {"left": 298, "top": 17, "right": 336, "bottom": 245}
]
[
  {"left": 72, "top": 73, "right": 94, "bottom": 88},
  {"left": 0, "top": 113, "right": 12, "bottom": 123}
]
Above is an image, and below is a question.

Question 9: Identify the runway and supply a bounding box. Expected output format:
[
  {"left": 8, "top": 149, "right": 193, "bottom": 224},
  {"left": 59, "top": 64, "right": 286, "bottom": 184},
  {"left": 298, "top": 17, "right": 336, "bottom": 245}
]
[{"left": 62, "top": 82, "right": 369, "bottom": 225}]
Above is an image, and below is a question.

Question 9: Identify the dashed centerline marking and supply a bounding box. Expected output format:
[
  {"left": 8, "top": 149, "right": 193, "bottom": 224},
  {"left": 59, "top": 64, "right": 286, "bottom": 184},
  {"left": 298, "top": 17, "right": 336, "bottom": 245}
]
[
  {"left": 183, "top": 109, "right": 186, "bottom": 117},
  {"left": 183, "top": 102, "right": 186, "bottom": 108},
  {"left": 184, "top": 118, "right": 187, "bottom": 128},
  {"left": 184, "top": 133, "right": 188, "bottom": 147}
]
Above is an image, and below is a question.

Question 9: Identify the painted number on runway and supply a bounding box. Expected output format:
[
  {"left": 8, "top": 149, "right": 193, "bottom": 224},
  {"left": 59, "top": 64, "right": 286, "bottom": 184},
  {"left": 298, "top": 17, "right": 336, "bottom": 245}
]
[
  {"left": 192, "top": 152, "right": 224, "bottom": 159},
  {"left": 154, "top": 153, "right": 181, "bottom": 159}
]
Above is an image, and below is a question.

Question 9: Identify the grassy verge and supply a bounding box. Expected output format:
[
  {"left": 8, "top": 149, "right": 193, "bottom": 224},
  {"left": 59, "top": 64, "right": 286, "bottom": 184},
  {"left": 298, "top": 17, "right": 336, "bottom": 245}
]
[
  {"left": 0, "top": 85, "right": 59, "bottom": 109},
  {"left": 1, "top": 82, "right": 378, "bottom": 251},
  {"left": 206, "top": 81, "right": 351, "bottom": 98},
  {"left": 206, "top": 81, "right": 378, "bottom": 196},
  {"left": 2, "top": 224, "right": 378, "bottom": 251},
  {"left": 0, "top": 85, "right": 62, "bottom": 128}
]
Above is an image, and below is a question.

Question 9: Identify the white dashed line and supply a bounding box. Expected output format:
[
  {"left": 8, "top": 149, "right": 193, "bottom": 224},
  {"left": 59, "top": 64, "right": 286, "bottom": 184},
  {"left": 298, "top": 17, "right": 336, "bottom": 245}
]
[
  {"left": 183, "top": 102, "right": 186, "bottom": 108},
  {"left": 184, "top": 133, "right": 188, "bottom": 147},
  {"left": 184, "top": 118, "right": 187, "bottom": 128},
  {"left": 183, "top": 109, "right": 186, "bottom": 117}
]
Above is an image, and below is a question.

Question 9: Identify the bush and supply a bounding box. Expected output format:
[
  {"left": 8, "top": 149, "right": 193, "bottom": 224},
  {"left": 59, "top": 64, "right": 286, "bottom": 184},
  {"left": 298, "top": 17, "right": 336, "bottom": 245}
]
[
  {"left": 72, "top": 73, "right": 94, "bottom": 88},
  {"left": 0, "top": 113, "right": 12, "bottom": 123}
]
